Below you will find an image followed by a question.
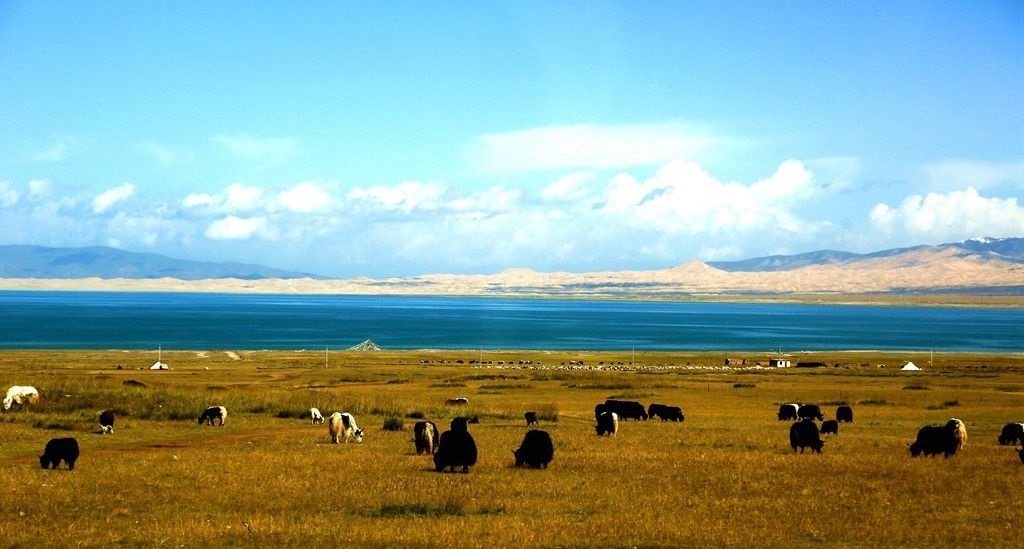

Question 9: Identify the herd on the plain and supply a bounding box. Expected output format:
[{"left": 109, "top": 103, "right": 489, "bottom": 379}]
[{"left": 4, "top": 383, "right": 1024, "bottom": 472}]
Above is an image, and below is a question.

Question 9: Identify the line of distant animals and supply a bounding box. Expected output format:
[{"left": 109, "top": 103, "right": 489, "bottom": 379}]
[{"left": 6, "top": 385, "right": 1024, "bottom": 472}]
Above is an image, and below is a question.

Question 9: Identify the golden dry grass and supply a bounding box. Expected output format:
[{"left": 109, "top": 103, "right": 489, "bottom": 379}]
[{"left": 1, "top": 349, "right": 1023, "bottom": 548}]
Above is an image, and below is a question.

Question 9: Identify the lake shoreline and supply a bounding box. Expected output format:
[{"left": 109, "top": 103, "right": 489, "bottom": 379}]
[{"left": 0, "top": 279, "right": 1021, "bottom": 308}]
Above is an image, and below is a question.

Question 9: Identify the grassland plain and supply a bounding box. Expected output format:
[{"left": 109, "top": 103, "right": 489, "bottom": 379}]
[{"left": 1, "top": 349, "right": 1023, "bottom": 548}]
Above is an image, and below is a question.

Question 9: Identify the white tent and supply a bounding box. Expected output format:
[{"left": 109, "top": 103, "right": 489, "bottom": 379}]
[
  {"left": 150, "top": 361, "right": 169, "bottom": 370},
  {"left": 900, "top": 361, "right": 920, "bottom": 371}
]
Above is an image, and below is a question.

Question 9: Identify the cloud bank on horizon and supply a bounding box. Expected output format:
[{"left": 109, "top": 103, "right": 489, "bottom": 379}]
[{"left": 0, "top": 2, "right": 1021, "bottom": 277}]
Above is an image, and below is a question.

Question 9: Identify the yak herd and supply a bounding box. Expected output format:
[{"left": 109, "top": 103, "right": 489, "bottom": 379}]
[
  {"left": 3, "top": 383, "right": 1024, "bottom": 473},
  {"left": 778, "top": 402, "right": 985, "bottom": 460}
]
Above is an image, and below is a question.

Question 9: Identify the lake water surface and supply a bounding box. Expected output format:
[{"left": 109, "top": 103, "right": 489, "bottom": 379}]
[{"left": 0, "top": 291, "right": 1020, "bottom": 351}]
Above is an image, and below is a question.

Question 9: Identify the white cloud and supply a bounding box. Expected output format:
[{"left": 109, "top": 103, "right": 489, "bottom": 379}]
[
  {"left": 224, "top": 183, "right": 263, "bottom": 211},
  {"left": 540, "top": 171, "right": 597, "bottom": 203},
  {"left": 472, "top": 123, "right": 719, "bottom": 173},
  {"left": 348, "top": 181, "right": 448, "bottom": 213},
  {"left": 0, "top": 182, "right": 19, "bottom": 207},
  {"left": 204, "top": 215, "right": 268, "bottom": 240},
  {"left": 870, "top": 187, "right": 1024, "bottom": 240},
  {"left": 924, "top": 160, "right": 1024, "bottom": 191},
  {"left": 182, "top": 193, "right": 219, "bottom": 208},
  {"left": 93, "top": 183, "right": 135, "bottom": 214},
  {"left": 598, "top": 159, "right": 816, "bottom": 235},
  {"left": 213, "top": 134, "right": 299, "bottom": 164},
  {"left": 277, "top": 182, "right": 332, "bottom": 213},
  {"left": 28, "top": 179, "right": 52, "bottom": 199},
  {"left": 181, "top": 183, "right": 263, "bottom": 212}
]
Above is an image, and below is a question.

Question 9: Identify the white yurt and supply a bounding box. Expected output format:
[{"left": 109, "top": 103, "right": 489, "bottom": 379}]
[{"left": 900, "top": 361, "right": 920, "bottom": 371}]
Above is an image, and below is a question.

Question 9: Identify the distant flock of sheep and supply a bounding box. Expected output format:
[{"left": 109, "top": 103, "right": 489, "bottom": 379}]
[{"left": 5, "top": 384, "right": 1024, "bottom": 473}]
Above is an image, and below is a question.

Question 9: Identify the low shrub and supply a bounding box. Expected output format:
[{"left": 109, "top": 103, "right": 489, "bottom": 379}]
[{"left": 382, "top": 416, "right": 404, "bottom": 431}]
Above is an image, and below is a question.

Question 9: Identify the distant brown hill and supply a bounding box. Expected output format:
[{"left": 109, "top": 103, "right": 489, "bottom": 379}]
[{"left": 0, "top": 237, "right": 1020, "bottom": 296}]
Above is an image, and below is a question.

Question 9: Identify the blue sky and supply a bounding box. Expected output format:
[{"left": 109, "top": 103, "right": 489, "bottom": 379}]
[{"left": 1, "top": 1, "right": 1021, "bottom": 277}]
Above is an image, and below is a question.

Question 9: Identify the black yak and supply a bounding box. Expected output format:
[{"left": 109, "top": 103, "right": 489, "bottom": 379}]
[
  {"left": 820, "top": 419, "right": 839, "bottom": 435},
  {"left": 998, "top": 423, "right": 1024, "bottom": 446},
  {"left": 40, "top": 438, "right": 79, "bottom": 470},
  {"left": 836, "top": 405, "right": 854, "bottom": 423},
  {"left": 99, "top": 409, "right": 115, "bottom": 434},
  {"left": 434, "top": 418, "right": 477, "bottom": 473},
  {"left": 603, "top": 399, "right": 648, "bottom": 421},
  {"left": 596, "top": 411, "right": 619, "bottom": 436},
  {"left": 790, "top": 419, "right": 824, "bottom": 453},
  {"left": 513, "top": 430, "right": 554, "bottom": 469},
  {"left": 797, "top": 404, "right": 824, "bottom": 421},
  {"left": 909, "top": 419, "right": 966, "bottom": 458},
  {"left": 647, "top": 403, "right": 685, "bottom": 422},
  {"left": 777, "top": 403, "right": 799, "bottom": 421}
]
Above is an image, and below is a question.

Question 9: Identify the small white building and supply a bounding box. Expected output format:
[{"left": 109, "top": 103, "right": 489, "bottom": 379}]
[{"left": 769, "top": 357, "right": 791, "bottom": 368}]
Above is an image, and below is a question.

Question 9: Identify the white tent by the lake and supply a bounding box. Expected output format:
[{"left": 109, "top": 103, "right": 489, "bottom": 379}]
[
  {"left": 150, "top": 345, "right": 168, "bottom": 370},
  {"left": 900, "top": 361, "right": 921, "bottom": 371}
]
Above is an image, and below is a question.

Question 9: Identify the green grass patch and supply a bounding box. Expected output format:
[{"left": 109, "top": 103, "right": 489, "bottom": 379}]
[{"left": 370, "top": 503, "right": 465, "bottom": 518}]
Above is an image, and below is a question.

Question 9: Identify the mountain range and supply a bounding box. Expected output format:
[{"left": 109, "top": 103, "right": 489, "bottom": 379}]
[
  {"left": 707, "top": 237, "right": 1024, "bottom": 272},
  {"left": 0, "top": 238, "right": 1021, "bottom": 296},
  {"left": 0, "top": 245, "right": 316, "bottom": 280}
]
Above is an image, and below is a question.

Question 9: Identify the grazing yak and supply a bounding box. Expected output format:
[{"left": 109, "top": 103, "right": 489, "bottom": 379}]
[
  {"left": 99, "top": 410, "right": 115, "bottom": 434},
  {"left": 820, "top": 419, "right": 839, "bottom": 436},
  {"left": 434, "top": 417, "right": 478, "bottom": 473},
  {"left": 513, "top": 430, "right": 554, "bottom": 469},
  {"left": 836, "top": 405, "right": 854, "bottom": 423},
  {"left": 3, "top": 385, "right": 40, "bottom": 410},
  {"left": 594, "top": 403, "right": 608, "bottom": 420},
  {"left": 328, "top": 412, "right": 364, "bottom": 444},
  {"left": 40, "top": 438, "right": 79, "bottom": 470},
  {"left": 648, "top": 403, "right": 685, "bottom": 422},
  {"left": 790, "top": 418, "right": 824, "bottom": 453},
  {"left": 777, "top": 403, "right": 800, "bottom": 421},
  {"left": 310, "top": 407, "right": 324, "bottom": 425},
  {"left": 998, "top": 423, "right": 1024, "bottom": 446},
  {"left": 198, "top": 405, "right": 227, "bottom": 426},
  {"left": 603, "top": 399, "right": 648, "bottom": 421},
  {"left": 596, "top": 411, "right": 619, "bottom": 436},
  {"left": 446, "top": 397, "right": 469, "bottom": 406},
  {"left": 909, "top": 418, "right": 967, "bottom": 458},
  {"left": 414, "top": 420, "right": 440, "bottom": 455},
  {"left": 797, "top": 404, "right": 824, "bottom": 421},
  {"left": 524, "top": 411, "right": 539, "bottom": 426}
]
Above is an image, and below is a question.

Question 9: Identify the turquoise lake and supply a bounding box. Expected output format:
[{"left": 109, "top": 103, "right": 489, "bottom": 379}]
[{"left": 0, "top": 291, "right": 1020, "bottom": 351}]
